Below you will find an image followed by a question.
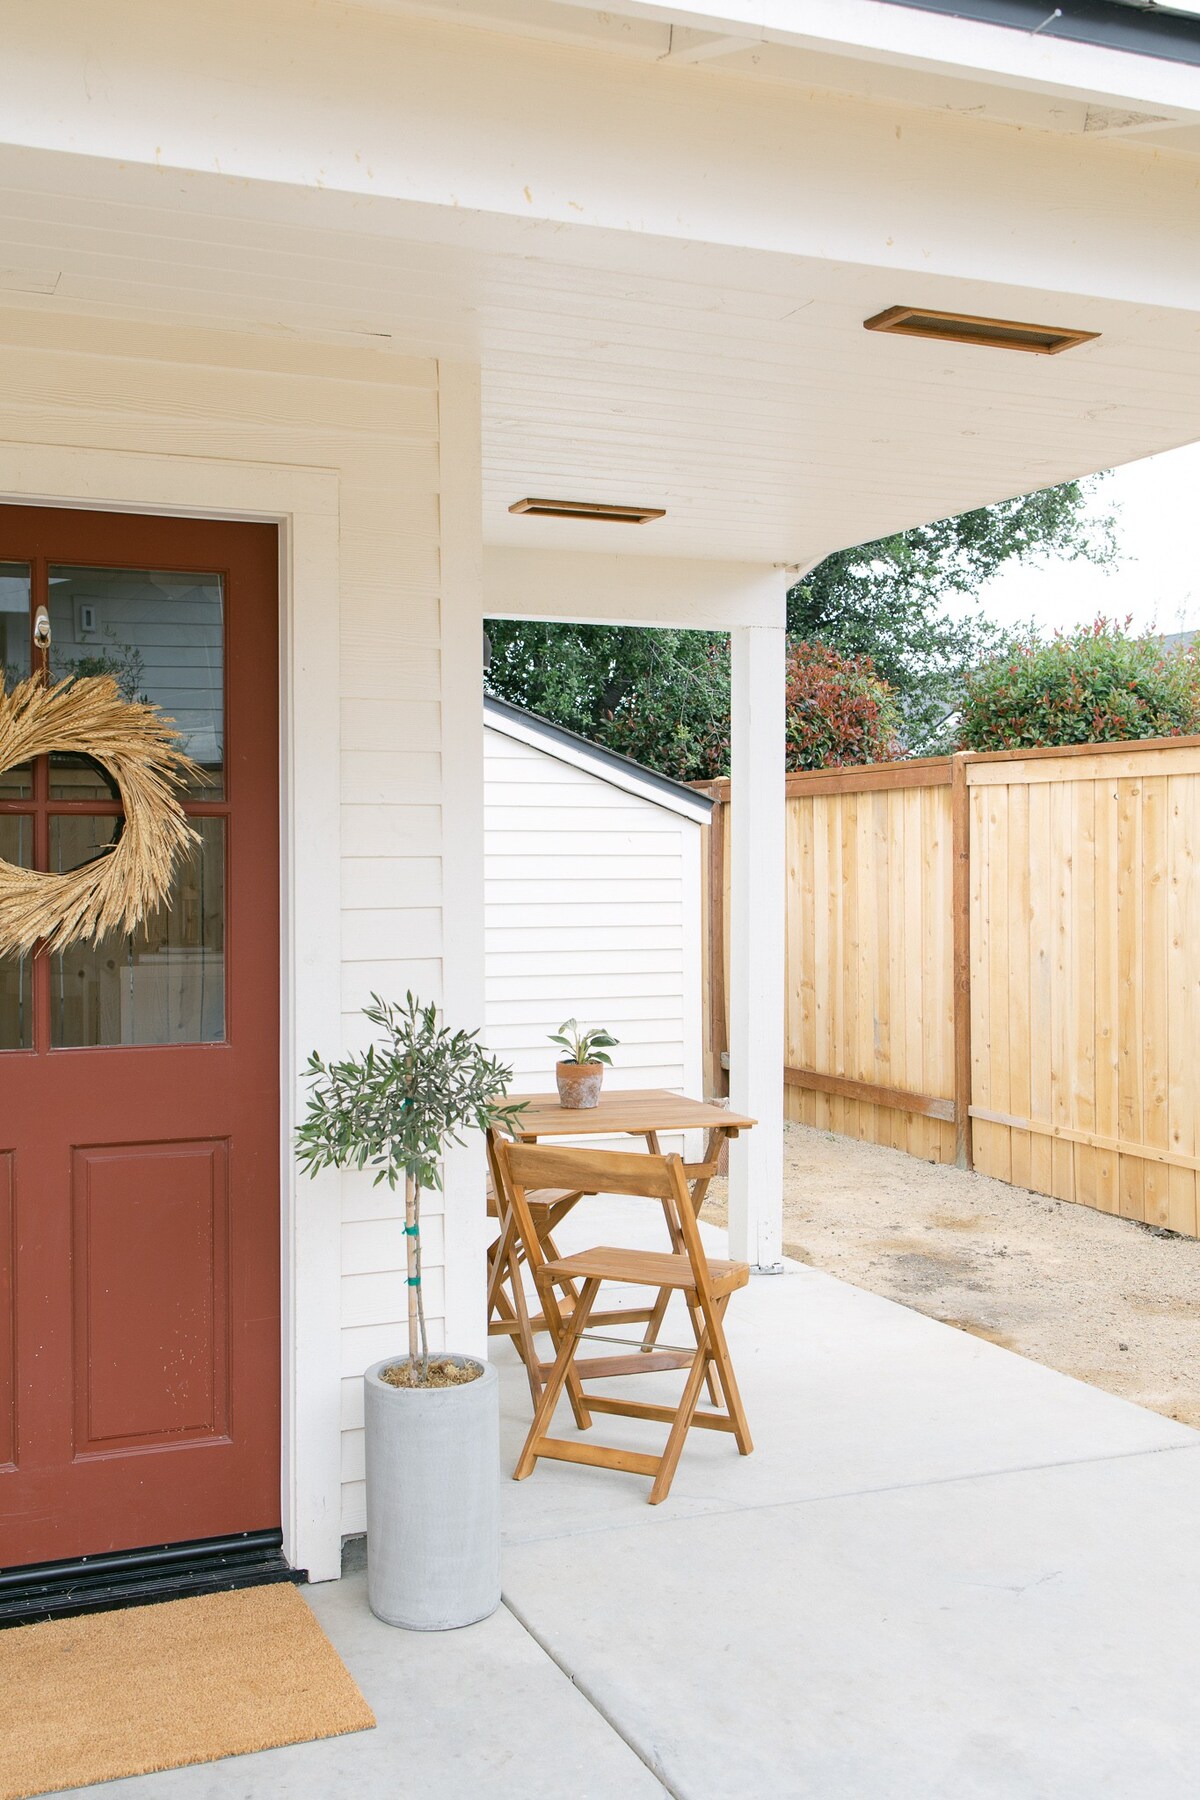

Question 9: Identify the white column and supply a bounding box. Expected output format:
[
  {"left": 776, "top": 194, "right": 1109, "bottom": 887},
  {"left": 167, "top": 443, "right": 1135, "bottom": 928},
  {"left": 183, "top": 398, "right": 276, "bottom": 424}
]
[
  {"left": 727, "top": 619, "right": 786, "bottom": 1271},
  {"left": 436, "top": 362, "right": 490, "bottom": 1356}
]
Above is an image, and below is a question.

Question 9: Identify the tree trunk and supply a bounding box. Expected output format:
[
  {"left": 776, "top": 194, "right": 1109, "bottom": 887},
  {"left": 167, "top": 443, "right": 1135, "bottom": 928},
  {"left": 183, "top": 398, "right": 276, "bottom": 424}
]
[{"left": 405, "top": 1172, "right": 419, "bottom": 1367}]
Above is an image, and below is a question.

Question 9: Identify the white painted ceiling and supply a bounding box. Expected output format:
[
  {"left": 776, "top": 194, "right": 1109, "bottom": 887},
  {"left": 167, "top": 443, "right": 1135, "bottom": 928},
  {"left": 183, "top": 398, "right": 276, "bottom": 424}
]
[{"left": 0, "top": 138, "right": 1197, "bottom": 569}]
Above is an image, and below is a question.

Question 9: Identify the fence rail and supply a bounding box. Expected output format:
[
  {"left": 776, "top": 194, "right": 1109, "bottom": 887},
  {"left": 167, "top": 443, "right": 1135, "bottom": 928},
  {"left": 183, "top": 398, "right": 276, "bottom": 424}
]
[{"left": 700, "top": 733, "right": 1200, "bottom": 1239}]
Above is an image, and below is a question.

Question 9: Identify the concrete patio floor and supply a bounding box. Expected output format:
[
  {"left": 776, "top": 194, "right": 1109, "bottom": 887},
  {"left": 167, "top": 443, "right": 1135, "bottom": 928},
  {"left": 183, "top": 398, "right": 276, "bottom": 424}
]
[{"left": 76, "top": 1203, "right": 1200, "bottom": 1800}]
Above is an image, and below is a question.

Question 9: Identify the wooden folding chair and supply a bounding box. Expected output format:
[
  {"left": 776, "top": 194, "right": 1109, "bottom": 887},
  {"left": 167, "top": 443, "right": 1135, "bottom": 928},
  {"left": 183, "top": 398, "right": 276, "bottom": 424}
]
[
  {"left": 492, "top": 1138, "right": 753, "bottom": 1504},
  {"left": 486, "top": 1128, "right": 680, "bottom": 1410},
  {"left": 485, "top": 1131, "right": 587, "bottom": 1407}
]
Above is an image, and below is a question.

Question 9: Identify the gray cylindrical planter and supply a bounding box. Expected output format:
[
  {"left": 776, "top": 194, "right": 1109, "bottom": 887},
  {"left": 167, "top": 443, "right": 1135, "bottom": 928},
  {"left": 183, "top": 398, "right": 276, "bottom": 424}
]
[{"left": 363, "top": 1356, "right": 500, "bottom": 1631}]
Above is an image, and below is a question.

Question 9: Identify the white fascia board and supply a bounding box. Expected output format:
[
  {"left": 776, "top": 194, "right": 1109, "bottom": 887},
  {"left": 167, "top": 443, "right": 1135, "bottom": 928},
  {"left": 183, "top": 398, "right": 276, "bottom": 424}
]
[
  {"left": 552, "top": 0, "right": 1200, "bottom": 113},
  {"left": 485, "top": 548, "right": 788, "bottom": 632},
  {"left": 484, "top": 699, "right": 714, "bottom": 823},
  {"left": 8, "top": 3, "right": 1200, "bottom": 308}
]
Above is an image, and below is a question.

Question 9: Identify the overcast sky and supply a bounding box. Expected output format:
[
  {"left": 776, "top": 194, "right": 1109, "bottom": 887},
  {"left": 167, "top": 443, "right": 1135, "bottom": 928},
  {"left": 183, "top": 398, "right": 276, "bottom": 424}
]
[{"left": 949, "top": 439, "right": 1200, "bottom": 641}]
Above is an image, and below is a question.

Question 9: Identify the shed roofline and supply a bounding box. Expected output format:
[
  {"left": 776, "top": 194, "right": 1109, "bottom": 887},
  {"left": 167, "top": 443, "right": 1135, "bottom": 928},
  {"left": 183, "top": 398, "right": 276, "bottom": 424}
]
[{"left": 484, "top": 694, "right": 715, "bottom": 824}]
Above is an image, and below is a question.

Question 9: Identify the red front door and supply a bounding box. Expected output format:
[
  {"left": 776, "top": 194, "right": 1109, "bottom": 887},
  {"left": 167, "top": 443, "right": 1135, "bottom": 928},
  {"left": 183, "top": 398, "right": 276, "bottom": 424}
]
[{"left": 0, "top": 507, "right": 280, "bottom": 1569}]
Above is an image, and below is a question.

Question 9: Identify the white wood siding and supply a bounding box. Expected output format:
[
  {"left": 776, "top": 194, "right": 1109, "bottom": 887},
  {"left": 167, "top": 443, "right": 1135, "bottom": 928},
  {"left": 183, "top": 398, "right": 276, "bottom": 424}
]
[
  {"left": 483, "top": 727, "right": 704, "bottom": 1132},
  {"left": 0, "top": 306, "right": 465, "bottom": 1550}
]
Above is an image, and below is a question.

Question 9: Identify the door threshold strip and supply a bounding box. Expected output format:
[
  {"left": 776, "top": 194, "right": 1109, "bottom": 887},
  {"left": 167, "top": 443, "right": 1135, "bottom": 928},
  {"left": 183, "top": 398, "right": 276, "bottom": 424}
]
[{"left": 0, "top": 1530, "right": 304, "bottom": 1628}]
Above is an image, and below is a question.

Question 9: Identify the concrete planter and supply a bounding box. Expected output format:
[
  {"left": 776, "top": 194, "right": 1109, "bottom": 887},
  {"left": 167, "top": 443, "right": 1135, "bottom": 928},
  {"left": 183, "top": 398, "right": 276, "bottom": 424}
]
[
  {"left": 363, "top": 1355, "right": 500, "bottom": 1631},
  {"left": 556, "top": 1059, "right": 604, "bottom": 1108}
]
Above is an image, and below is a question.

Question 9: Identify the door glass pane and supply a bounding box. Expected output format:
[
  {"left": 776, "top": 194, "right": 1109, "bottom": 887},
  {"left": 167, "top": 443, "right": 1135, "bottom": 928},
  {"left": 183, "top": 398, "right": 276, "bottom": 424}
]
[
  {"left": 47, "top": 566, "right": 224, "bottom": 798},
  {"left": 0, "top": 563, "right": 32, "bottom": 798},
  {"left": 0, "top": 815, "right": 32, "bottom": 1049},
  {"left": 50, "top": 816, "right": 226, "bottom": 1047}
]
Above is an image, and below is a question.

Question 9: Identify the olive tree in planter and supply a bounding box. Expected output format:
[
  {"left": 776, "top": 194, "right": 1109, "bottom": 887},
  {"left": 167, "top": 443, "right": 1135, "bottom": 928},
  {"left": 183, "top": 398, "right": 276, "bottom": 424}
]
[{"left": 296, "top": 992, "right": 524, "bottom": 1631}]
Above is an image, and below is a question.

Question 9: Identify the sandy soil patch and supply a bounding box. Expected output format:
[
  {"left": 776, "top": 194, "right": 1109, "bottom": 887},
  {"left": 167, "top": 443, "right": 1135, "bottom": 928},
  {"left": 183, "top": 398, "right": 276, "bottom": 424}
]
[{"left": 703, "top": 1123, "right": 1200, "bottom": 1428}]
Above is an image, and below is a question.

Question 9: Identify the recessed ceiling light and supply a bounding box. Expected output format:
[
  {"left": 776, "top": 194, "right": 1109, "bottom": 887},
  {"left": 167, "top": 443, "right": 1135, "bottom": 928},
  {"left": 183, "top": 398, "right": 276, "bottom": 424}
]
[
  {"left": 863, "top": 305, "right": 1098, "bottom": 356},
  {"left": 508, "top": 497, "right": 666, "bottom": 523}
]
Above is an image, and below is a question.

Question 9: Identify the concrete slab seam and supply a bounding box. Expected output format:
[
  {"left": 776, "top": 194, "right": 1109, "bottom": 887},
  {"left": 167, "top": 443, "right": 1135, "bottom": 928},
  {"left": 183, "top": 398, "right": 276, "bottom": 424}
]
[
  {"left": 501, "top": 1595, "right": 679, "bottom": 1799},
  {"left": 503, "top": 1439, "right": 1200, "bottom": 1549}
]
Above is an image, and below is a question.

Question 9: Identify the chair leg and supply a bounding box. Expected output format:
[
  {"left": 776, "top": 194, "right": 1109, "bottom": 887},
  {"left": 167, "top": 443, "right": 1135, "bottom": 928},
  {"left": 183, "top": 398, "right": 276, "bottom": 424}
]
[
  {"left": 539, "top": 1270, "right": 594, "bottom": 1433},
  {"left": 489, "top": 1210, "right": 543, "bottom": 1407},
  {"left": 680, "top": 1288, "right": 722, "bottom": 1405},
  {"left": 641, "top": 1173, "right": 684, "bottom": 1355},
  {"left": 541, "top": 1230, "right": 584, "bottom": 1314},
  {"left": 640, "top": 1283, "right": 672, "bottom": 1352},
  {"left": 647, "top": 1330, "right": 713, "bottom": 1505},
  {"left": 514, "top": 1278, "right": 600, "bottom": 1481},
  {"left": 700, "top": 1291, "right": 753, "bottom": 1457}
]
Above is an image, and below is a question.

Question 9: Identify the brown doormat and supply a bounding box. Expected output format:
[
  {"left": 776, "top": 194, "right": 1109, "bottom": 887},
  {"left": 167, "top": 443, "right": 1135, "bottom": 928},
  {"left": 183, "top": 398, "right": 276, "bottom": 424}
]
[{"left": 0, "top": 1582, "right": 376, "bottom": 1800}]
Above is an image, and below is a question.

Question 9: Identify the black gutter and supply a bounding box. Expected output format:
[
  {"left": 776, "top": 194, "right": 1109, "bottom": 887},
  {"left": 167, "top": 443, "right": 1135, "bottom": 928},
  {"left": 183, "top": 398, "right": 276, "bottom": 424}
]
[{"left": 876, "top": 0, "right": 1200, "bottom": 67}]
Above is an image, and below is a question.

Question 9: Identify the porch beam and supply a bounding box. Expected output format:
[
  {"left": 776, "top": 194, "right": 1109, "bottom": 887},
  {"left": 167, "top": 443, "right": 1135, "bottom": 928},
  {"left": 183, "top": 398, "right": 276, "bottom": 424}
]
[
  {"left": 658, "top": 28, "right": 759, "bottom": 64},
  {"left": 727, "top": 617, "right": 786, "bottom": 1272}
]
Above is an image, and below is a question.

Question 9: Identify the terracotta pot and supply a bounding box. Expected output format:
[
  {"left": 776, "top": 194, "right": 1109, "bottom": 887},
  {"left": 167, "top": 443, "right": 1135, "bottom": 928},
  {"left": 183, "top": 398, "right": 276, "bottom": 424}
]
[{"left": 556, "top": 1060, "right": 604, "bottom": 1109}]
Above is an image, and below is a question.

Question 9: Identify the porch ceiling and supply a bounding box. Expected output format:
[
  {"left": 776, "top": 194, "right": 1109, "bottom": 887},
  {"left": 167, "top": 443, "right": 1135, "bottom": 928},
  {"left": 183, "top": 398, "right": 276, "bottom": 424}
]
[{"left": 1, "top": 145, "right": 1199, "bottom": 567}]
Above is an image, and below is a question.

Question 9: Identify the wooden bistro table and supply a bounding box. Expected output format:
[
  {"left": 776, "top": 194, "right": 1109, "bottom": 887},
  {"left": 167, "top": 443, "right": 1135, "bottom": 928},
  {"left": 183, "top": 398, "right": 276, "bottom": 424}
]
[{"left": 487, "top": 1089, "right": 755, "bottom": 1407}]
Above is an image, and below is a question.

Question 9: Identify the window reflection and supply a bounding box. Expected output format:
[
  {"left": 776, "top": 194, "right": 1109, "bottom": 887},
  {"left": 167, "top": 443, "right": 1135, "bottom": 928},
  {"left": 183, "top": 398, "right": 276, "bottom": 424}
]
[{"left": 50, "top": 817, "right": 226, "bottom": 1047}]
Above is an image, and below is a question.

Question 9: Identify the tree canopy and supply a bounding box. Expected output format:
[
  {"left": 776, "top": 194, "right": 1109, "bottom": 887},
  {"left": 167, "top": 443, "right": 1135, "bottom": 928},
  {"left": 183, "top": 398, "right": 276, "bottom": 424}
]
[
  {"left": 485, "top": 479, "right": 1116, "bottom": 779},
  {"left": 787, "top": 481, "right": 1115, "bottom": 748}
]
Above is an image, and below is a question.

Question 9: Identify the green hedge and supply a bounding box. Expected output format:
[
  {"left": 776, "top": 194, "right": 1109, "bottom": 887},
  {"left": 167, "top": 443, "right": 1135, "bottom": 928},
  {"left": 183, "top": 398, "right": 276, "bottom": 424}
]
[{"left": 959, "top": 619, "right": 1200, "bottom": 752}]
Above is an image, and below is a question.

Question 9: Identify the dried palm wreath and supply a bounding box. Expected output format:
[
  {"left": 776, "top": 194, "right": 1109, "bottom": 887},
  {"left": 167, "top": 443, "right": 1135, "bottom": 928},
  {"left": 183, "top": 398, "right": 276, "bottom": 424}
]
[{"left": 0, "top": 674, "right": 200, "bottom": 958}]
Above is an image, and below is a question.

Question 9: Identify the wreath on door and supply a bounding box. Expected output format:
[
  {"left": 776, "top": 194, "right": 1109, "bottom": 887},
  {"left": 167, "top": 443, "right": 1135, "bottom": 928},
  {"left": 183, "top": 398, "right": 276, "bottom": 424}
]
[{"left": 0, "top": 672, "right": 200, "bottom": 958}]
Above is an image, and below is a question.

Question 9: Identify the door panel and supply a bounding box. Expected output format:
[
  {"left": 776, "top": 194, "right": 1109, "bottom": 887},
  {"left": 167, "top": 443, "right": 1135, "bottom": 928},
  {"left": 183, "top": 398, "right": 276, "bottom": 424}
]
[
  {"left": 72, "top": 1140, "right": 230, "bottom": 1452},
  {"left": 0, "top": 506, "right": 280, "bottom": 1569}
]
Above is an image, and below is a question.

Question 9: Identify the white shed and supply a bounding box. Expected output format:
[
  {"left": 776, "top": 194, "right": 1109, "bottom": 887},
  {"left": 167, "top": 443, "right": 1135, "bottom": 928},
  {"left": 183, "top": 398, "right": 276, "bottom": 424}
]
[{"left": 483, "top": 697, "right": 713, "bottom": 1118}]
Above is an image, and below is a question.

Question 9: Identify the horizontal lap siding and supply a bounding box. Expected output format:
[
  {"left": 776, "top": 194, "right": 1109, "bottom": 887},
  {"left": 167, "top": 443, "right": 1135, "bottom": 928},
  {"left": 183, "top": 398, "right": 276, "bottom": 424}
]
[
  {"left": 0, "top": 314, "right": 447, "bottom": 1540},
  {"left": 483, "top": 731, "right": 698, "bottom": 1102}
]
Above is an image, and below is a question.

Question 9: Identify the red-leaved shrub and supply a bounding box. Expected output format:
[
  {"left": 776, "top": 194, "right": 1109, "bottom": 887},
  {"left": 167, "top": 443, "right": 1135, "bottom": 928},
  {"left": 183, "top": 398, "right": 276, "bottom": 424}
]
[{"left": 785, "top": 641, "right": 903, "bottom": 771}]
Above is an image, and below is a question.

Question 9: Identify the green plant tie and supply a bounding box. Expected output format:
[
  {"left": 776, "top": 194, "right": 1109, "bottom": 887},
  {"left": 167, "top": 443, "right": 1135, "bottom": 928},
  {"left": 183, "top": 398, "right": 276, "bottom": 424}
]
[
  {"left": 404, "top": 1223, "right": 419, "bottom": 1236},
  {"left": 408, "top": 1275, "right": 421, "bottom": 1286}
]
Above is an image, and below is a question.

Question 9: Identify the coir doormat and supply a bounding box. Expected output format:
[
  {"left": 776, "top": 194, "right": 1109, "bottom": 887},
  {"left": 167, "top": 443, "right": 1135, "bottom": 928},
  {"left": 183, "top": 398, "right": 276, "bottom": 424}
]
[{"left": 0, "top": 1582, "right": 375, "bottom": 1798}]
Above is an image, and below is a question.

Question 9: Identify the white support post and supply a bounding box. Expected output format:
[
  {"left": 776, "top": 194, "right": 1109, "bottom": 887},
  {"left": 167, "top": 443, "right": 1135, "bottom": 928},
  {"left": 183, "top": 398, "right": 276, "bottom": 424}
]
[
  {"left": 437, "top": 362, "right": 490, "bottom": 1357},
  {"left": 727, "top": 619, "right": 786, "bottom": 1272}
]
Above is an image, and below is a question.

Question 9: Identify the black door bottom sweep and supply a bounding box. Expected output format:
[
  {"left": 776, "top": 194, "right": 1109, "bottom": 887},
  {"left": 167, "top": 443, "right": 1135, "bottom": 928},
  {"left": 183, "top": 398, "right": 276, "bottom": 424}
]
[{"left": 0, "top": 1530, "right": 305, "bottom": 1628}]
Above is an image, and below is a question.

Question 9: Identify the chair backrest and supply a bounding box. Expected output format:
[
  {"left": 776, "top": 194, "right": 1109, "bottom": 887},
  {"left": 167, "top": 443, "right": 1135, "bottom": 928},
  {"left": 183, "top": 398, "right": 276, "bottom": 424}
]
[
  {"left": 490, "top": 1137, "right": 711, "bottom": 1290},
  {"left": 500, "top": 1140, "right": 678, "bottom": 1202}
]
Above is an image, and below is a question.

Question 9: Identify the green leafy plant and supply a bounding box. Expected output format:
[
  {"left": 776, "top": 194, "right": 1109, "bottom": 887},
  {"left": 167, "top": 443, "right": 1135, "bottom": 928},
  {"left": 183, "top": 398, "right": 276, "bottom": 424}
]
[
  {"left": 296, "top": 993, "right": 525, "bottom": 1381},
  {"left": 784, "top": 640, "right": 903, "bottom": 770},
  {"left": 550, "top": 1018, "right": 619, "bottom": 1066},
  {"left": 959, "top": 618, "right": 1200, "bottom": 751}
]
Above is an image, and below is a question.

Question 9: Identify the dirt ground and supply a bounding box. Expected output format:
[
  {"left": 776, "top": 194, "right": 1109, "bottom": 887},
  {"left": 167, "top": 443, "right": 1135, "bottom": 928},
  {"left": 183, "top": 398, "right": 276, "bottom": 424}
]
[{"left": 703, "top": 1123, "right": 1200, "bottom": 1429}]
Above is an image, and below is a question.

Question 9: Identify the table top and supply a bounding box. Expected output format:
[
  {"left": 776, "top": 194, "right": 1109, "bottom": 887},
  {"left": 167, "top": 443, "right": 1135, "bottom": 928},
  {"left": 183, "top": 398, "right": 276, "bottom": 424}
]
[{"left": 507, "top": 1087, "right": 756, "bottom": 1139}]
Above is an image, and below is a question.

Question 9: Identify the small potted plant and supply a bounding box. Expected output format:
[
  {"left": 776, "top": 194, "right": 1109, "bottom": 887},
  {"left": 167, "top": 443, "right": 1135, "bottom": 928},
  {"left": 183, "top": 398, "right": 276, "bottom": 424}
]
[
  {"left": 550, "top": 1017, "right": 619, "bottom": 1109},
  {"left": 296, "top": 993, "right": 525, "bottom": 1631}
]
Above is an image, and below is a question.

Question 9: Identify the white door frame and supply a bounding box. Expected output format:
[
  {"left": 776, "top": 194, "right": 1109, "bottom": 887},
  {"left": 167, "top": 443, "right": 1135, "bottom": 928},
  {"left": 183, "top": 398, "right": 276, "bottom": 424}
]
[{"left": 0, "top": 441, "right": 345, "bottom": 1583}]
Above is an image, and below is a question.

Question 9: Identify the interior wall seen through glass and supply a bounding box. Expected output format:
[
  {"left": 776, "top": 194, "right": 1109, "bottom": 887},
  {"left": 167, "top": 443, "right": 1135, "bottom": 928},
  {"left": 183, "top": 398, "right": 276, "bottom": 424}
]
[{"left": 47, "top": 566, "right": 224, "bottom": 798}]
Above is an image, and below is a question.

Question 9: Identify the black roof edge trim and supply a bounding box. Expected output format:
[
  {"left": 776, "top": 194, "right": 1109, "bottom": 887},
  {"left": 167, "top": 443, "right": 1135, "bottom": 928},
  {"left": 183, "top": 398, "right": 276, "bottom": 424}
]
[
  {"left": 875, "top": 0, "right": 1200, "bottom": 68},
  {"left": 483, "top": 692, "right": 716, "bottom": 817}
]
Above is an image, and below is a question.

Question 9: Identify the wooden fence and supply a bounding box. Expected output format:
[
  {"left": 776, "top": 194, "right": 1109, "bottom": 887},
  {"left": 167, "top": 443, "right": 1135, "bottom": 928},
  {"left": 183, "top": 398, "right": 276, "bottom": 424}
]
[{"left": 699, "top": 734, "right": 1200, "bottom": 1239}]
